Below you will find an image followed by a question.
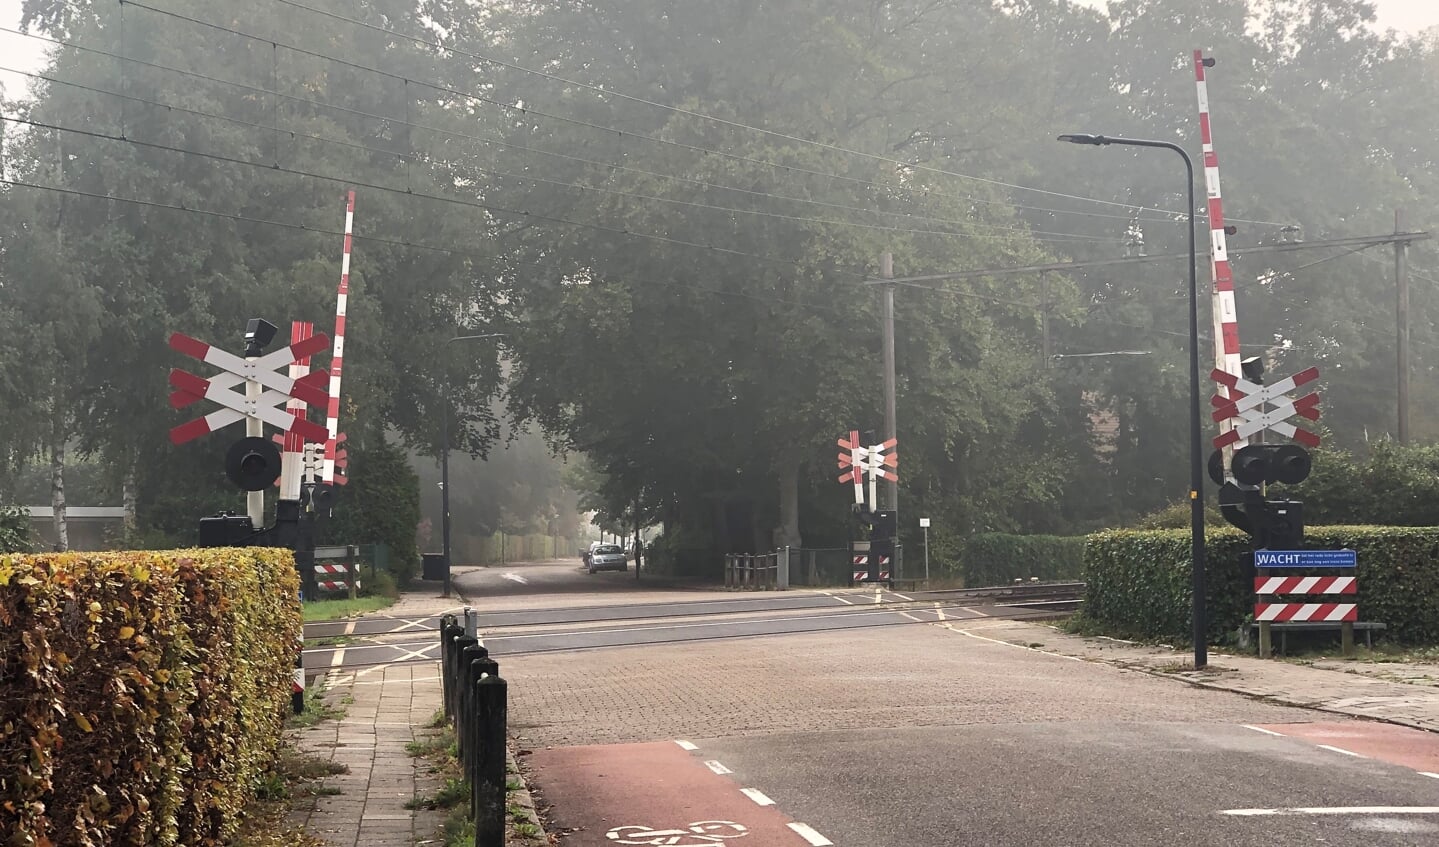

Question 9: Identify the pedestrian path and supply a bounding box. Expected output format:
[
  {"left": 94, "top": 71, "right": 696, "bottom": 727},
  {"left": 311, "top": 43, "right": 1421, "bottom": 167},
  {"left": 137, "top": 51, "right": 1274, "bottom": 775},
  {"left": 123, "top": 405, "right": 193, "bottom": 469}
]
[{"left": 964, "top": 619, "right": 1439, "bottom": 732}]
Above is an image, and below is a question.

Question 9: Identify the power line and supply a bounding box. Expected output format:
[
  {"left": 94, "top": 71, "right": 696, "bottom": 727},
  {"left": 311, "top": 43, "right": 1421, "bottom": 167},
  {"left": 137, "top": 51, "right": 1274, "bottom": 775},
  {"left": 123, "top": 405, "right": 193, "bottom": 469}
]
[
  {"left": 0, "top": 175, "right": 895, "bottom": 324},
  {"left": 6, "top": 114, "right": 849, "bottom": 277},
  {"left": 112, "top": 3, "right": 1223, "bottom": 228},
  {"left": 0, "top": 64, "right": 1123, "bottom": 246},
  {"left": 0, "top": 27, "right": 1130, "bottom": 244},
  {"left": 264, "top": 0, "right": 1293, "bottom": 229}
]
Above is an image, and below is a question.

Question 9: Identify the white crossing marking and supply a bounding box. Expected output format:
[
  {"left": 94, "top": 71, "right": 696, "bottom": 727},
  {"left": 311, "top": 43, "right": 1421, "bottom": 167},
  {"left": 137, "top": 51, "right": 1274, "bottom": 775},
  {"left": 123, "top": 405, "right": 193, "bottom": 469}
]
[
  {"left": 1317, "top": 744, "right": 1365, "bottom": 758},
  {"left": 704, "top": 760, "right": 732, "bottom": 775},
  {"left": 740, "top": 788, "right": 774, "bottom": 806},
  {"left": 501, "top": 572, "right": 529, "bottom": 584},
  {"left": 787, "top": 823, "right": 834, "bottom": 846},
  {"left": 952, "top": 627, "right": 1088, "bottom": 662},
  {"left": 960, "top": 606, "right": 990, "bottom": 618},
  {"left": 342, "top": 619, "right": 356, "bottom": 636},
  {"left": 330, "top": 647, "right": 346, "bottom": 668},
  {"left": 1421, "top": 772, "right": 1439, "bottom": 779},
  {"left": 890, "top": 592, "right": 914, "bottom": 601},
  {"left": 675, "top": 740, "right": 698, "bottom": 751},
  {"left": 1242, "top": 725, "right": 1285, "bottom": 737},
  {"left": 833, "top": 595, "right": 855, "bottom": 606},
  {"left": 1221, "top": 807, "right": 1439, "bottom": 817}
]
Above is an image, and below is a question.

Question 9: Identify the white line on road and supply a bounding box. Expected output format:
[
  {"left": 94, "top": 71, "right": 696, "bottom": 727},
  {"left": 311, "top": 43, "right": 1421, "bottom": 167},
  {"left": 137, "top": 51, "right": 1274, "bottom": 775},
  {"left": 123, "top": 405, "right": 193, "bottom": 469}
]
[
  {"left": 899, "top": 612, "right": 925, "bottom": 623},
  {"left": 787, "top": 822, "right": 834, "bottom": 846},
  {"left": 330, "top": 647, "right": 346, "bottom": 668},
  {"left": 1317, "top": 744, "right": 1365, "bottom": 758},
  {"left": 1221, "top": 807, "right": 1439, "bottom": 817},
  {"left": 1422, "top": 772, "right": 1439, "bottom": 779},
  {"left": 1242, "top": 725, "right": 1286, "bottom": 737},
  {"left": 833, "top": 595, "right": 855, "bottom": 605},
  {"left": 490, "top": 607, "right": 921, "bottom": 640},
  {"left": 741, "top": 788, "right": 775, "bottom": 806},
  {"left": 873, "top": 590, "right": 883, "bottom": 605},
  {"left": 704, "top": 760, "right": 732, "bottom": 774},
  {"left": 890, "top": 592, "right": 914, "bottom": 601},
  {"left": 952, "top": 627, "right": 1088, "bottom": 662},
  {"left": 501, "top": 572, "right": 529, "bottom": 584},
  {"left": 935, "top": 603, "right": 946, "bottom": 622},
  {"left": 675, "top": 740, "right": 698, "bottom": 751},
  {"left": 961, "top": 607, "right": 990, "bottom": 618},
  {"left": 343, "top": 619, "right": 356, "bottom": 636}
]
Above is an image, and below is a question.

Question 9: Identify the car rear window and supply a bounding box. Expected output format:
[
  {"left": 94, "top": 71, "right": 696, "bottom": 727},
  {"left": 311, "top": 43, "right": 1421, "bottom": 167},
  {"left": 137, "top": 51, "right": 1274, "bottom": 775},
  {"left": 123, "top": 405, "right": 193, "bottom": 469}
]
[{"left": 594, "top": 545, "right": 622, "bottom": 554}]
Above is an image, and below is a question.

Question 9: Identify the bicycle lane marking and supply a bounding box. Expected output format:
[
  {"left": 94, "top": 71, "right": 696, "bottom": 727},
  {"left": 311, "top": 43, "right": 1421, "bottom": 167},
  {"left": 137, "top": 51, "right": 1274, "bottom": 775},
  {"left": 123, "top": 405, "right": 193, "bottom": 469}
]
[{"left": 525, "top": 740, "right": 831, "bottom": 846}]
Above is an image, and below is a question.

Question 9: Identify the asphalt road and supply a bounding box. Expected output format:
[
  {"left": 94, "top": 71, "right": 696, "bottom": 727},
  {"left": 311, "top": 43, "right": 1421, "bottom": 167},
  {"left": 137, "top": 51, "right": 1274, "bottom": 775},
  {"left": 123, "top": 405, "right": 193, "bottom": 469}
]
[{"left": 303, "top": 559, "right": 1073, "bottom": 668}]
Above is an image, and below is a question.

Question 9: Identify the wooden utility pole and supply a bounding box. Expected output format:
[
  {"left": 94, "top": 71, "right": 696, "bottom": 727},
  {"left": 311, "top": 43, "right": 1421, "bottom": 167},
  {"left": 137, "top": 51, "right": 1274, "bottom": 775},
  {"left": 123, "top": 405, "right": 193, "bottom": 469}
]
[
  {"left": 1396, "top": 209, "right": 1410, "bottom": 443},
  {"left": 880, "top": 252, "right": 897, "bottom": 513}
]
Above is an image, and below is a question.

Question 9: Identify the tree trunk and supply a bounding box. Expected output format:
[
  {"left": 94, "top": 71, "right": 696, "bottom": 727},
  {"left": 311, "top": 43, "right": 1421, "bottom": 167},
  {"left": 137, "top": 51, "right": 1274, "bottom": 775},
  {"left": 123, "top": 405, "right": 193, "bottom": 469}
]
[
  {"left": 123, "top": 459, "right": 138, "bottom": 532},
  {"left": 775, "top": 457, "right": 802, "bottom": 549},
  {"left": 50, "top": 427, "right": 68, "bottom": 552}
]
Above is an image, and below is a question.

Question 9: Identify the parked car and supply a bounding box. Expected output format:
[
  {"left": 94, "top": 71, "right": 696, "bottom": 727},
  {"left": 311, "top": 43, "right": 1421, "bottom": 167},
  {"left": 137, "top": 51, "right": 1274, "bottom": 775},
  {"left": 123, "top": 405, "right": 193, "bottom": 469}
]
[{"left": 586, "top": 543, "right": 627, "bottom": 574}]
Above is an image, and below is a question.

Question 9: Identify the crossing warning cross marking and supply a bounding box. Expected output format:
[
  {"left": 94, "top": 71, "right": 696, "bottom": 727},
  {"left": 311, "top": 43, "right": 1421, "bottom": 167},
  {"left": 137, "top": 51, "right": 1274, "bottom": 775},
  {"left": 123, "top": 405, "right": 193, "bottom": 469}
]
[
  {"left": 168, "top": 331, "right": 333, "bottom": 445},
  {"left": 1210, "top": 366, "right": 1322, "bottom": 449},
  {"left": 836, "top": 431, "right": 899, "bottom": 507}
]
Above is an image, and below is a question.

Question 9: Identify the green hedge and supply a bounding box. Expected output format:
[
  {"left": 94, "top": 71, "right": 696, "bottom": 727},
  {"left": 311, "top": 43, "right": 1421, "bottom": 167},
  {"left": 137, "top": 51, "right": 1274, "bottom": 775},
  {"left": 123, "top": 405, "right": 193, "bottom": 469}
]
[
  {"left": 959, "top": 533, "right": 1085, "bottom": 587},
  {"left": 0, "top": 548, "right": 301, "bottom": 845},
  {"left": 1082, "top": 526, "right": 1439, "bottom": 644}
]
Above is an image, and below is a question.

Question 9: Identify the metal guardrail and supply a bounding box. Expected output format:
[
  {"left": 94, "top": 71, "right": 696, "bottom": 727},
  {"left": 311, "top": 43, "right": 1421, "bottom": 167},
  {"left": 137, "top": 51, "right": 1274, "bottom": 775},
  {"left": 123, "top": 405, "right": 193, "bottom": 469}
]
[{"left": 439, "top": 610, "right": 507, "bottom": 847}]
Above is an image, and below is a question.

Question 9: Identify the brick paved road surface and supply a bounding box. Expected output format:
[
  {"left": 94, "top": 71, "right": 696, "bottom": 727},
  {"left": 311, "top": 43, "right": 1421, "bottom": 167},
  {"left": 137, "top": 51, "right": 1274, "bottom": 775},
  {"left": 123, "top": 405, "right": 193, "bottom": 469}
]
[{"left": 504, "top": 620, "right": 1315, "bottom": 748}]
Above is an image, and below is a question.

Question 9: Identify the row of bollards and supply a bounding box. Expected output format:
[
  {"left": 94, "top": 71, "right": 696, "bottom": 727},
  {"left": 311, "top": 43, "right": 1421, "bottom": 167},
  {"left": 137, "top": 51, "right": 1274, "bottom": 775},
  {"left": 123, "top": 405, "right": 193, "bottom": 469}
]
[{"left": 440, "top": 608, "right": 509, "bottom": 847}]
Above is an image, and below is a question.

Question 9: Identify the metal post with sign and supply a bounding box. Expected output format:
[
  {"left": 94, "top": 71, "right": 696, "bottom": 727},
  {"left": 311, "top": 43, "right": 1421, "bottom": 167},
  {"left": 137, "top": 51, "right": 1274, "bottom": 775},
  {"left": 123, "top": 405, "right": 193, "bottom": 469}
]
[{"left": 919, "top": 517, "right": 930, "bottom": 581}]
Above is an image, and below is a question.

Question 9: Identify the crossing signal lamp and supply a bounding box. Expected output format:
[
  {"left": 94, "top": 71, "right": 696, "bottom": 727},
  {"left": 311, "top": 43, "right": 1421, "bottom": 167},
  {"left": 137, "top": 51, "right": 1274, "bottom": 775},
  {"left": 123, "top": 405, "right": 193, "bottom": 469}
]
[{"left": 226, "top": 436, "right": 282, "bottom": 491}]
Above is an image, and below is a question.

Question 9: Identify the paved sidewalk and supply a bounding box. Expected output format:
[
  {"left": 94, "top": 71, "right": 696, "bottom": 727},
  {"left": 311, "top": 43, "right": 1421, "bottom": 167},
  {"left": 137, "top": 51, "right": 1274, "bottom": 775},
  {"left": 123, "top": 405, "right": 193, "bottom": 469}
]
[
  {"left": 287, "top": 581, "right": 479, "bottom": 847},
  {"left": 960, "top": 618, "right": 1439, "bottom": 732}
]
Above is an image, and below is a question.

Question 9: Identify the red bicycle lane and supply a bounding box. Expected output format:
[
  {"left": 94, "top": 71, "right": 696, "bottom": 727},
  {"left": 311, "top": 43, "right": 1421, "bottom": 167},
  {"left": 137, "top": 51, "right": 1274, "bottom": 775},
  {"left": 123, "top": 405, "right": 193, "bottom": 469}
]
[{"left": 524, "top": 740, "right": 833, "bottom": 846}]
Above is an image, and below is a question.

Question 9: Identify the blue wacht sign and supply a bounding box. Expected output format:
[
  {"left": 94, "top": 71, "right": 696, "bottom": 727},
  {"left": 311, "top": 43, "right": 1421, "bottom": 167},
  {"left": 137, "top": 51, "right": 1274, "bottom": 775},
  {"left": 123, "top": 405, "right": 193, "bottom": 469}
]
[{"left": 1254, "top": 549, "right": 1357, "bottom": 568}]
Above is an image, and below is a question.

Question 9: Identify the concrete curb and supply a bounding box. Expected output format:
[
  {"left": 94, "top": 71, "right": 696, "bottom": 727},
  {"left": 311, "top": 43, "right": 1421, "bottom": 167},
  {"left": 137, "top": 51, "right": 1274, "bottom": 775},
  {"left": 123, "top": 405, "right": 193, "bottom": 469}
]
[{"left": 505, "top": 749, "right": 549, "bottom": 845}]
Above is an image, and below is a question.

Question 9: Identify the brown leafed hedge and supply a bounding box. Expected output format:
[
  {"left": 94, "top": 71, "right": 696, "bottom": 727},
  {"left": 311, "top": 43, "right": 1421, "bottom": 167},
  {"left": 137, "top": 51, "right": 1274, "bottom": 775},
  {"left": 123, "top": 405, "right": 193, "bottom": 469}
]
[{"left": 0, "top": 548, "right": 302, "bottom": 847}]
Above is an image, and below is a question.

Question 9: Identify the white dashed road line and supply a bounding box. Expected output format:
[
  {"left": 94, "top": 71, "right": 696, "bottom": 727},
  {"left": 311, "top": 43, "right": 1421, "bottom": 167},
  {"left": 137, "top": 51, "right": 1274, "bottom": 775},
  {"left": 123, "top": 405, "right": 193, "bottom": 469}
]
[
  {"left": 330, "top": 647, "right": 346, "bottom": 668},
  {"left": 342, "top": 619, "right": 356, "bottom": 636},
  {"left": 1422, "top": 772, "right": 1439, "bottom": 779},
  {"left": 960, "top": 606, "right": 990, "bottom": 618},
  {"left": 705, "top": 760, "right": 732, "bottom": 775},
  {"left": 787, "top": 822, "right": 835, "bottom": 845},
  {"left": 740, "top": 788, "right": 775, "bottom": 806},
  {"left": 1317, "top": 744, "right": 1365, "bottom": 758},
  {"left": 675, "top": 740, "right": 698, "bottom": 751},
  {"left": 1222, "top": 806, "right": 1439, "bottom": 817},
  {"left": 1242, "top": 725, "right": 1286, "bottom": 737}
]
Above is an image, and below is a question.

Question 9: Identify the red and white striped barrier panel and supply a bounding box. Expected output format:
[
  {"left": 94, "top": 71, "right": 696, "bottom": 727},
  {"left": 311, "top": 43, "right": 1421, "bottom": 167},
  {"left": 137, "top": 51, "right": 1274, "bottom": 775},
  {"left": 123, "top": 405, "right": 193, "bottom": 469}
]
[
  {"left": 854, "top": 571, "right": 891, "bottom": 581},
  {"left": 1255, "top": 576, "right": 1355, "bottom": 595},
  {"left": 853, "top": 555, "right": 891, "bottom": 566},
  {"left": 314, "top": 563, "right": 354, "bottom": 576},
  {"left": 314, "top": 580, "right": 361, "bottom": 593},
  {"left": 1254, "top": 602, "right": 1356, "bottom": 622}
]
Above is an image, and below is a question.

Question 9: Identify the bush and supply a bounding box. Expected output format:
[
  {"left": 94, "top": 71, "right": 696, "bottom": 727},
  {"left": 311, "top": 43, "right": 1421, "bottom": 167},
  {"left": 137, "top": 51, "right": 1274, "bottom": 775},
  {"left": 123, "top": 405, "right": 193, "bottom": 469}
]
[
  {"left": 0, "top": 547, "right": 302, "bottom": 846},
  {"left": 958, "top": 533, "right": 1085, "bottom": 587},
  {"left": 0, "top": 505, "right": 28, "bottom": 553},
  {"left": 1081, "top": 526, "right": 1439, "bottom": 645},
  {"left": 321, "top": 435, "right": 421, "bottom": 585}
]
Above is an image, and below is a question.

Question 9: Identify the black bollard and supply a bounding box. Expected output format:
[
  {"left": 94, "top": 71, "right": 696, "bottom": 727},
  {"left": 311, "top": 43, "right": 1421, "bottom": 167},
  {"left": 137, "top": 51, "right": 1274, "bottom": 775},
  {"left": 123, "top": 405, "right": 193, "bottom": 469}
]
[{"left": 472, "top": 675, "right": 508, "bottom": 847}]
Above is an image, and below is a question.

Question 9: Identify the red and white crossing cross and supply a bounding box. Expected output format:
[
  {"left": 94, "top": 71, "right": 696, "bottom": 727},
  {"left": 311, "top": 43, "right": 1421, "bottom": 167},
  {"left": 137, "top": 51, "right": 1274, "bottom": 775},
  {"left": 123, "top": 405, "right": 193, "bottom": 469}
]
[
  {"left": 836, "top": 430, "right": 867, "bottom": 505},
  {"left": 168, "top": 331, "right": 334, "bottom": 445},
  {"left": 1210, "top": 366, "right": 1321, "bottom": 449},
  {"left": 865, "top": 437, "right": 899, "bottom": 482}
]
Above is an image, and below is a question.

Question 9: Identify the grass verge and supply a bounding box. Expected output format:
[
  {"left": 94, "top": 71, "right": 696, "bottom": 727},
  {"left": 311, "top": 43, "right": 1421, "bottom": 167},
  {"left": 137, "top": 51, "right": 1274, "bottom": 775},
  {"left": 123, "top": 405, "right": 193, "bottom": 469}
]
[
  {"left": 303, "top": 594, "right": 396, "bottom": 621},
  {"left": 286, "top": 684, "right": 347, "bottom": 729},
  {"left": 236, "top": 712, "right": 350, "bottom": 845}
]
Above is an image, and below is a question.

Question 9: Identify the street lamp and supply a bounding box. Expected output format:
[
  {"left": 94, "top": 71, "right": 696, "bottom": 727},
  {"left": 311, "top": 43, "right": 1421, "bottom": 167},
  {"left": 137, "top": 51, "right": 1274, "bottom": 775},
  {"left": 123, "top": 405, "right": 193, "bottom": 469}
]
[
  {"left": 440, "top": 333, "right": 505, "bottom": 598},
  {"left": 1058, "top": 133, "right": 1208, "bottom": 669}
]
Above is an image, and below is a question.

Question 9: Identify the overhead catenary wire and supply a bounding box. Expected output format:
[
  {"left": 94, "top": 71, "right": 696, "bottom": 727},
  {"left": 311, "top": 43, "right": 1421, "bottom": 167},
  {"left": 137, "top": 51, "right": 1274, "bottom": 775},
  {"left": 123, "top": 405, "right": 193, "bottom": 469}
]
[
  {"left": 4, "top": 114, "right": 851, "bottom": 276},
  {"left": 110, "top": 2, "right": 1280, "bottom": 229},
  {"left": 0, "top": 33, "right": 1132, "bottom": 244},
  {"left": 0, "top": 64, "right": 1127, "bottom": 246},
  {"left": 0, "top": 175, "right": 944, "bottom": 322},
  {"left": 263, "top": 0, "right": 1294, "bottom": 229}
]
